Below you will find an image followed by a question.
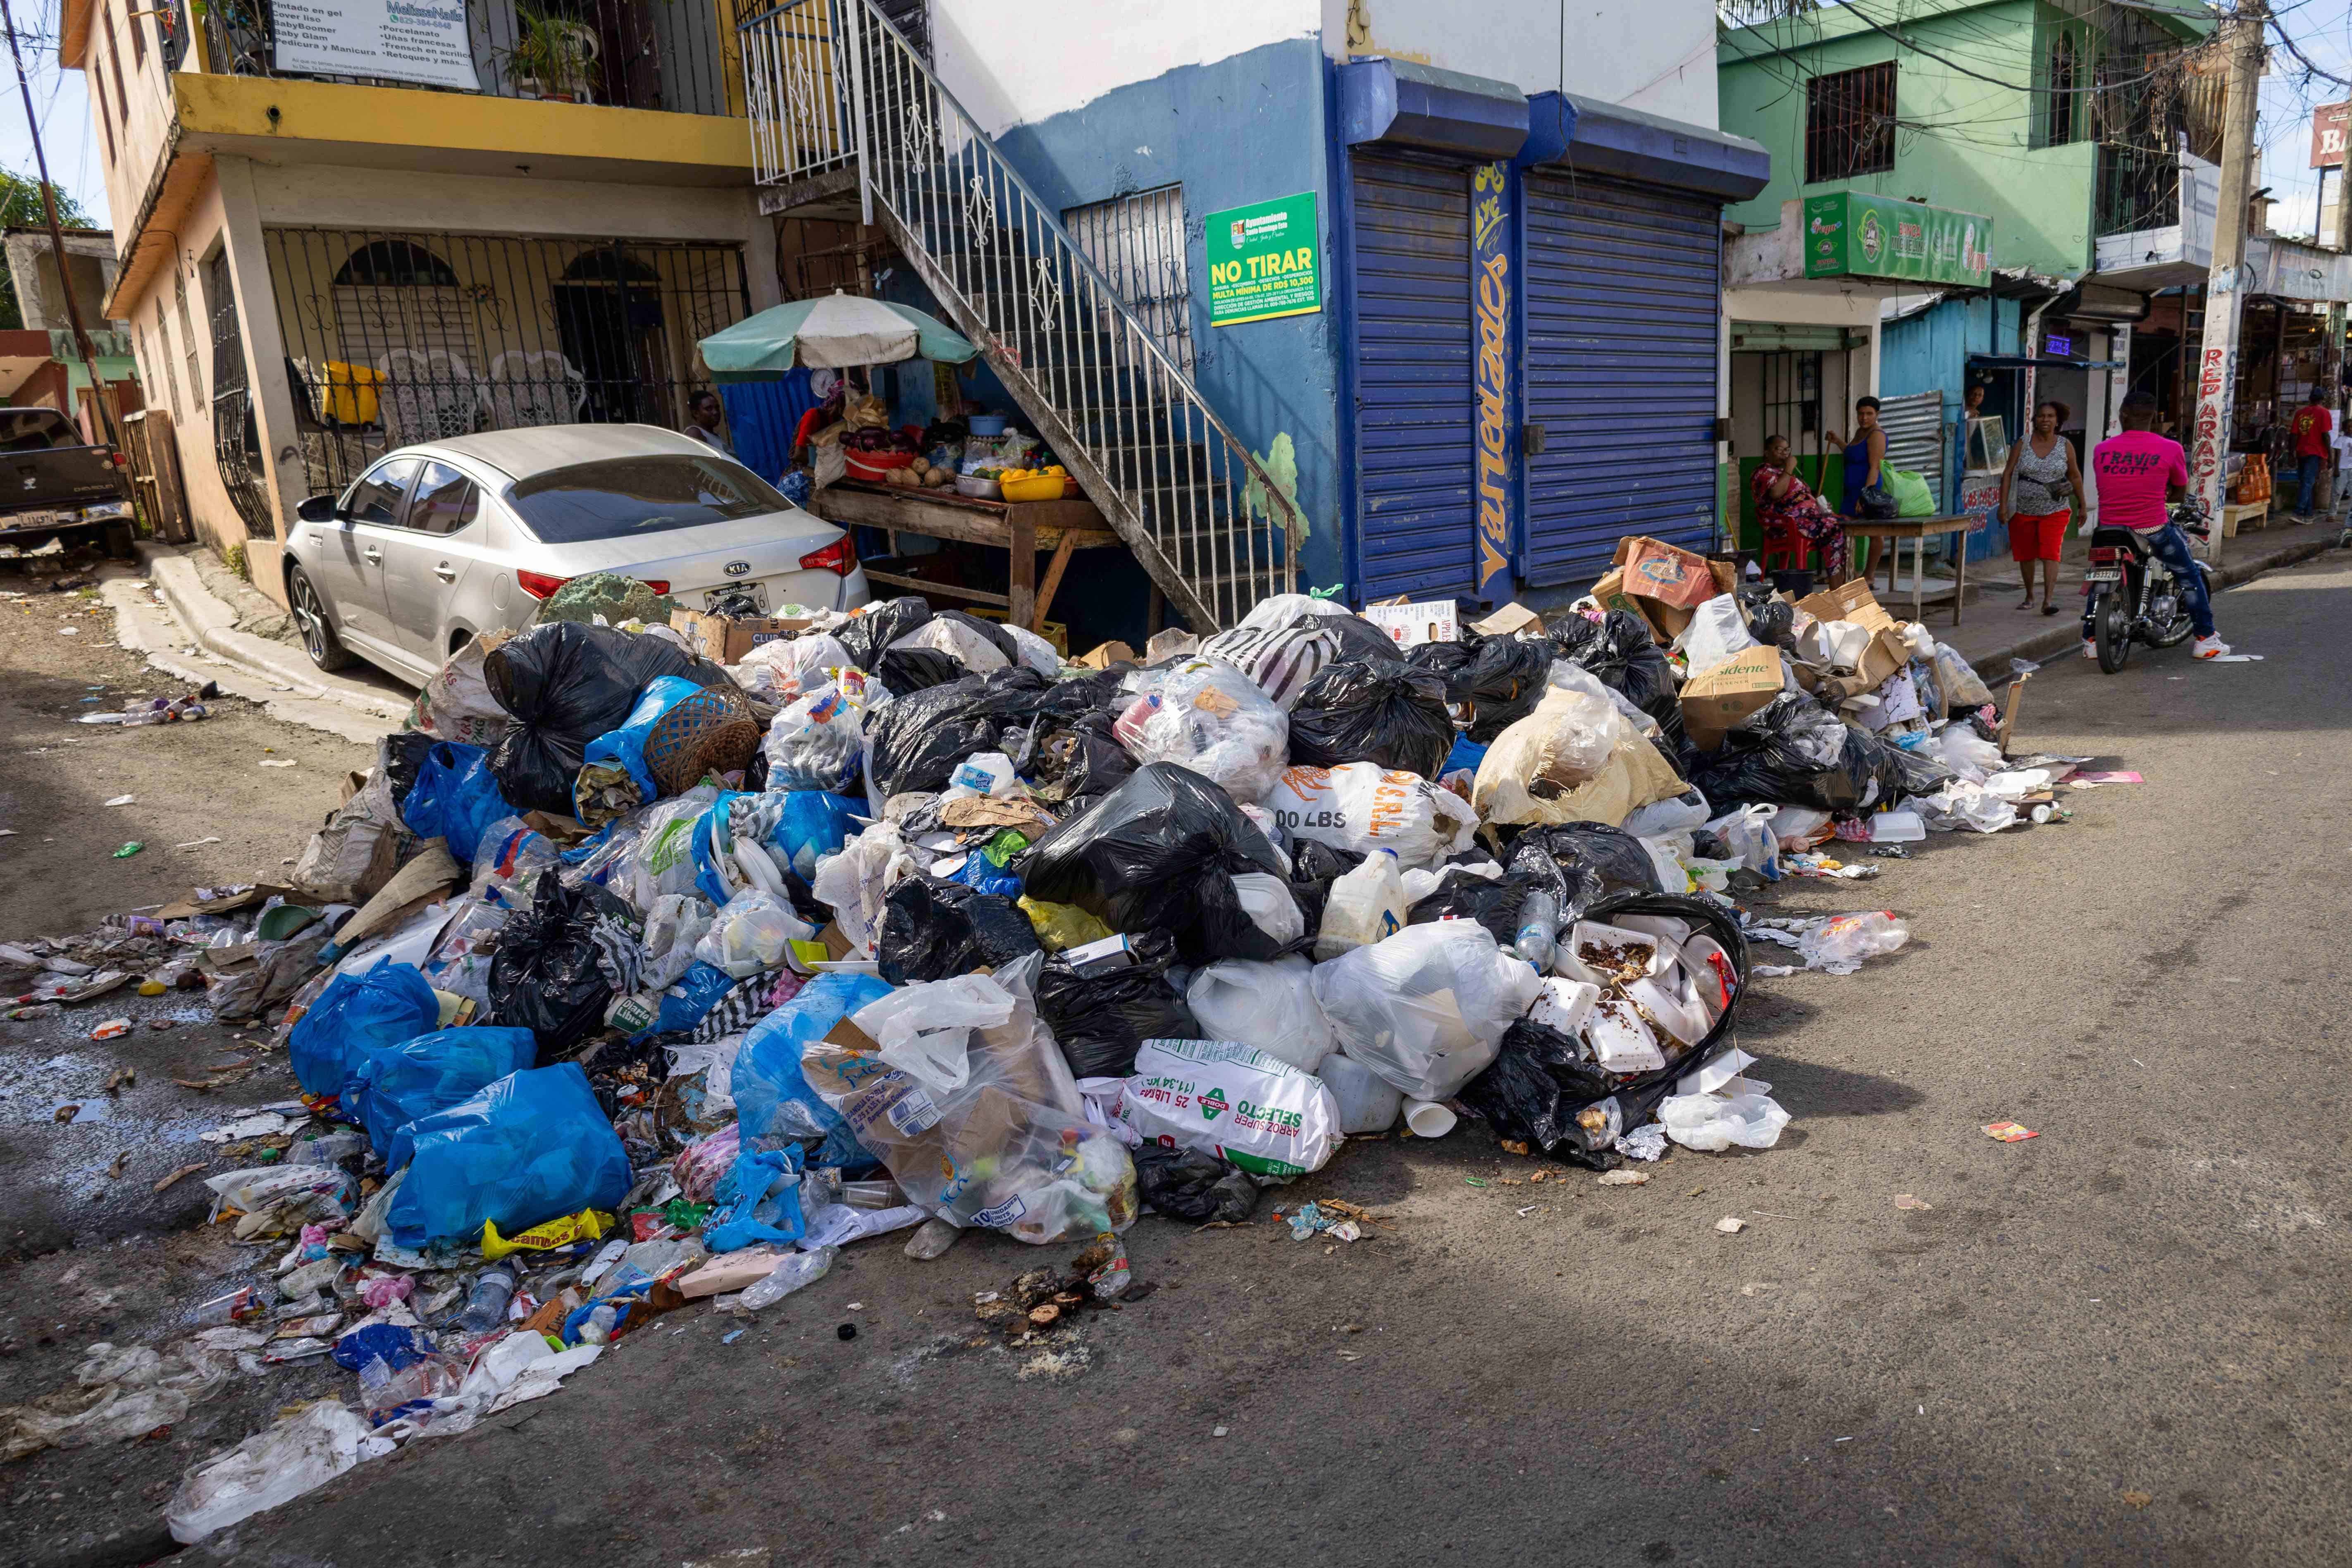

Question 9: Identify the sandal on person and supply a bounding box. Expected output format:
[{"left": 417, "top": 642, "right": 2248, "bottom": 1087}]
[{"left": 2041, "top": 603, "right": 2061, "bottom": 615}]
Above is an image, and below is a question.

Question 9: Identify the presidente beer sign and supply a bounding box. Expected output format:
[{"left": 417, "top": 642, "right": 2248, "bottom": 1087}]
[{"left": 1802, "top": 192, "right": 1991, "bottom": 287}]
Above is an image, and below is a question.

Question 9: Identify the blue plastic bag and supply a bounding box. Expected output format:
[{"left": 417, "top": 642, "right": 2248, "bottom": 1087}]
[
  {"left": 402, "top": 742, "right": 510, "bottom": 866},
  {"left": 621, "top": 961, "right": 740, "bottom": 1043},
  {"left": 288, "top": 962, "right": 441, "bottom": 1099},
  {"left": 773, "top": 792, "right": 863, "bottom": 880},
  {"left": 385, "top": 1064, "right": 631, "bottom": 1249},
  {"left": 704, "top": 1146, "right": 806, "bottom": 1252},
  {"left": 346, "top": 1025, "right": 537, "bottom": 1154},
  {"left": 732, "top": 972, "right": 889, "bottom": 1171},
  {"left": 1442, "top": 732, "right": 1489, "bottom": 778},
  {"left": 578, "top": 675, "right": 704, "bottom": 817},
  {"left": 692, "top": 790, "right": 753, "bottom": 907}
]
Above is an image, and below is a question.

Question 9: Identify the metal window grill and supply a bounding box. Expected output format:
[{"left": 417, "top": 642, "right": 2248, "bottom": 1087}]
[
  {"left": 199, "top": 0, "right": 732, "bottom": 117},
  {"left": 175, "top": 267, "right": 203, "bottom": 410},
  {"left": 206, "top": 250, "right": 274, "bottom": 539},
  {"left": 1804, "top": 62, "right": 1896, "bottom": 184},
  {"left": 263, "top": 229, "right": 751, "bottom": 495},
  {"left": 1062, "top": 186, "right": 1196, "bottom": 378},
  {"left": 1758, "top": 350, "right": 1824, "bottom": 461},
  {"left": 2045, "top": 31, "right": 2080, "bottom": 148}
]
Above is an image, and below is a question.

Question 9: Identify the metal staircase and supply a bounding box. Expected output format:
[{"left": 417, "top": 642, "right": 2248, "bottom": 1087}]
[{"left": 735, "top": 0, "right": 1302, "bottom": 632}]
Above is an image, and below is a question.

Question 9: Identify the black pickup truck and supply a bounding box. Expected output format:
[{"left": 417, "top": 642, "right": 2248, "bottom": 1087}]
[{"left": 0, "top": 407, "right": 134, "bottom": 558}]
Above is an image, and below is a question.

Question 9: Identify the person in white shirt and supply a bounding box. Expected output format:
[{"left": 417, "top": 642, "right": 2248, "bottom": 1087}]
[
  {"left": 683, "top": 390, "right": 734, "bottom": 458},
  {"left": 2330, "top": 422, "right": 2352, "bottom": 517}
]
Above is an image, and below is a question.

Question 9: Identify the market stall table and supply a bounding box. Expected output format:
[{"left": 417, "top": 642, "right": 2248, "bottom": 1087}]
[
  {"left": 808, "top": 480, "right": 1121, "bottom": 634},
  {"left": 1844, "top": 516, "right": 1974, "bottom": 628}
]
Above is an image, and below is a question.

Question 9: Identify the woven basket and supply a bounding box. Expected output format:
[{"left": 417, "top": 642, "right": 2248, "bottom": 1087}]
[{"left": 644, "top": 684, "right": 761, "bottom": 795}]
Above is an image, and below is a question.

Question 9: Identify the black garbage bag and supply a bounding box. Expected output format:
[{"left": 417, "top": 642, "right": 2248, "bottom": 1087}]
[
  {"left": 1030, "top": 709, "right": 1136, "bottom": 807},
  {"left": 1132, "top": 1144, "right": 1260, "bottom": 1222},
  {"left": 1286, "top": 661, "right": 1455, "bottom": 778},
  {"left": 1741, "top": 586, "right": 1796, "bottom": 649},
  {"left": 487, "top": 871, "right": 635, "bottom": 1060},
  {"left": 1505, "top": 822, "right": 1663, "bottom": 921},
  {"left": 1406, "top": 632, "right": 1553, "bottom": 742},
  {"left": 1284, "top": 838, "right": 1363, "bottom": 934},
  {"left": 874, "top": 646, "right": 964, "bottom": 695},
  {"left": 864, "top": 667, "right": 1052, "bottom": 800},
  {"left": 1458, "top": 891, "right": 1748, "bottom": 1169},
  {"left": 1035, "top": 928, "right": 1197, "bottom": 1078},
  {"left": 836, "top": 596, "right": 931, "bottom": 673},
  {"left": 1550, "top": 609, "right": 1684, "bottom": 750},
  {"left": 1408, "top": 864, "right": 1546, "bottom": 945},
  {"left": 1687, "top": 691, "right": 1950, "bottom": 811},
  {"left": 377, "top": 731, "right": 438, "bottom": 806},
  {"left": 1016, "top": 762, "right": 1294, "bottom": 965},
  {"left": 876, "top": 875, "right": 1041, "bottom": 985},
  {"left": 484, "top": 621, "right": 735, "bottom": 814}
]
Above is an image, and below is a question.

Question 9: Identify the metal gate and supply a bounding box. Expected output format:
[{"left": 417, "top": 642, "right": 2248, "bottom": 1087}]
[
  {"left": 1347, "top": 154, "right": 1476, "bottom": 603},
  {"left": 1521, "top": 173, "right": 1722, "bottom": 587}
]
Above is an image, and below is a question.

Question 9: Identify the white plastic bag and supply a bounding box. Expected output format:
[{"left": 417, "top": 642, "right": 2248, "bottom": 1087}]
[
  {"left": 763, "top": 673, "right": 886, "bottom": 793},
  {"left": 809, "top": 819, "right": 917, "bottom": 957},
  {"left": 1935, "top": 644, "right": 1997, "bottom": 708},
  {"left": 289, "top": 773, "right": 405, "bottom": 904},
  {"left": 621, "top": 785, "right": 722, "bottom": 910},
  {"left": 1231, "top": 871, "right": 1305, "bottom": 945},
  {"left": 1312, "top": 921, "right": 1542, "bottom": 1101},
  {"left": 694, "top": 887, "right": 812, "bottom": 979},
  {"left": 1934, "top": 724, "right": 2004, "bottom": 784},
  {"left": 1001, "top": 621, "right": 1063, "bottom": 677},
  {"left": 733, "top": 632, "right": 852, "bottom": 704},
  {"left": 1704, "top": 804, "right": 1780, "bottom": 877},
  {"left": 165, "top": 1399, "right": 381, "bottom": 1543},
  {"left": 1316, "top": 848, "right": 1407, "bottom": 961},
  {"left": 1659, "top": 1076, "right": 1790, "bottom": 1151},
  {"left": 1797, "top": 910, "right": 1910, "bottom": 973},
  {"left": 850, "top": 972, "right": 1020, "bottom": 1092},
  {"left": 1266, "top": 763, "right": 1478, "bottom": 869},
  {"left": 1117, "top": 1036, "right": 1343, "bottom": 1177},
  {"left": 1915, "top": 781, "right": 2017, "bottom": 834},
  {"left": 1186, "top": 955, "right": 1338, "bottom": 1072},
  {"left": 1677, "top": 594, "right": 1759, "bottom": 677},
  {"left": 1112, "top": 659, "right": 1290, "bottom": 804},
  {"left": 639, "top": 893, "right": 716, "bottom": 991},
  {"left": 893, "top": 616, "right": 1009, "bottom": 673},
  {"left": 1620, "top": 787, "right": 1712, "bottom": 838},
  {"left": 405, "top": 632, "right": 509, "bottom": 748}
]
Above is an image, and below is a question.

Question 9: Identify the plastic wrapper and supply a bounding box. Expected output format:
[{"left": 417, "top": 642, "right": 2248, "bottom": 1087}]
[
  {"left": 1116, "top": 1036, "right": 1343, "bottom": 1177},
  {"left": 801, "top": 959, "right": 1136, "bottom": 1243},
  {"left": 1112, "top": 659, "right": 1289, "bottom": 804},
  {"left": 286, "top": 961, "right": 439, "bottom": 1099},
  {"left": 704, "top": 1146, "right": 806, "bottom": 1252},
  {"left": 165, "top": 1400, "right": 379, "bottom": 1544},
  {"left": 1473, "top": 684, "right": 1686, "bottom": 828},
  {"left": 385, "top": 1062, "right": 632, "bottom": 1248},
  {"left": 400, "top": 740, "right": 510, "bottom": 869},
  {"left": 864, "top": 667, "right": 1052, "bottom": 802},
  {"left": 835, "top": 595, "right": 932, "bottom": 673},
  {"left": 1798, "top": 909, "right": 1910, "bottom": 972},
  {"left": 469, "top": 816, "right": 559, "bottom": 909},
  {"left": 1312, "top": 921, "right": 1543, "bottom": 1102},
  {"left": 1284, "top": 659, "right": 1456, "bottom": 778},
  {"left": 1036, "top": 928, "right": 1197, "bottom": 1079},
  {"left": 1017, "top": 762, "right": 1297, "bottom": 965},
  {"left": 346, "top": 1025, "right": 536, "bottom": 1154},
  {"left": 1659, "top": 1076, "right": 1789, "bottom": 1150},
  {"left": 877, "top": 875, "right": 1041, "bottom": 984},
  {"left": 420, "top": 896, "right": 512, "bottom": 1005},
  {"left": 484, "top": 620, "right": 736, "bottom": 814},
  {"left": 1185, "top": 954, "right": 1337, "bottom": 1072},
  {"left": 761, "top": 673, "right": 887, "bottom": 794},
  {"left": 1550, "top": 608, "right": 1685, "bottom": 750},
  {"left": 1457, "top": 893, "right": 1748, "bottom": 1168},
  {"left": 1266, "top": 763, "right": 1478, "bottom": 870},
  {"left": 1405, "top": 632, "right": 1553, "bottom": 742},
  {"left": 639, "top": 893, "right": 715, "bottom": 992},
  {"left": 486, "top": 872, "right": 635, "bottom": 1058}
]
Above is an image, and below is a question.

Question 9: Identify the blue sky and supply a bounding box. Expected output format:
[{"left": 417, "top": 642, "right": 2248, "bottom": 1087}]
[{"left": 0, "top": 0, "right": 105, "bottom": 226}]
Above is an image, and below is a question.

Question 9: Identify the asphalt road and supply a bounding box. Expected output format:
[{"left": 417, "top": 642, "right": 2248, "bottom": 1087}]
[{"left": 12, "top": 551, "right": 2352, "bottom": 1567}]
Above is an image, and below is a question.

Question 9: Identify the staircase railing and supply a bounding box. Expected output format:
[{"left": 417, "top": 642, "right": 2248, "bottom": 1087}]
[
  {"left": 738, "top": 0, "right": 1303, "bottom": 630},
  {"left": 738, "top": 0, "right": 856, "bottom": 188}
]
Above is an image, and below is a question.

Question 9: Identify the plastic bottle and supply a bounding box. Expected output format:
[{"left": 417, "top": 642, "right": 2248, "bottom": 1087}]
[
  {"left": 739, "top": 1244, "right": 838, "bottom": 1310},
  {"left": 1315, "top": 850, "right": 1407, "bottom": 962},
  {"left": 1512, "top": 889, "right": 1561, "bottom": 971},
  {"left": 453, "top": 1263, "right": 519, "bottom": 1334},
  {"left": 191, "top": 1286, "right": 266, "bottom": 1327},
  {"left": 576, "top": 1302, "right": 620, "bottom": 1345}
]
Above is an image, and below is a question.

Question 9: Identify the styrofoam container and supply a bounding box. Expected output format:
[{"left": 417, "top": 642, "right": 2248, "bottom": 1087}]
[
  {"left": 1583, "top": 995, "right": 1667, "bottom": 1074},
  {"left": 1558, "top": 921, "right": 1661, "bottom": 987}
]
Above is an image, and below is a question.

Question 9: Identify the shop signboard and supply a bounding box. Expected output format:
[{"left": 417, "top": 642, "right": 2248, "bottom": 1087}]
[
  {"left": 1470, "top": 162, "right": 1514, "bottom": 596},
  {"left": 1802, "top": 193, "right": 1992, "bottom": 288},
  {"left": 271, "top": 0, "right": 480, "bottom": 90},
  {"left": 1205, "top": 193, "right": 1322, "bottom": 327}
]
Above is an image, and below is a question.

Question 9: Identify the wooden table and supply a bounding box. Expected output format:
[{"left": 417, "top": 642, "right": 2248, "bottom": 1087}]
[
  {"left": 807, "top": 481, "right": 1122, "bottom": 633},
  {"left": 1842, "top": 515, "right": 1973, "bottom": 627}
]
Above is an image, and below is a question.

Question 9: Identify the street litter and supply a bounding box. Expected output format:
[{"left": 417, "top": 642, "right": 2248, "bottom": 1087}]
[
  {"left": 1983, "top": 1121, "right": 2039, "bottom": 1142},
  {"left": 6, "top": 565, "right": 2170, "bottom": 1541},
  {"left": 105, "top": 795, "right": 135, "bottom": 807},
  {"left": 1894, "top": 1194, "right": 1933, "bottom": 1211}
]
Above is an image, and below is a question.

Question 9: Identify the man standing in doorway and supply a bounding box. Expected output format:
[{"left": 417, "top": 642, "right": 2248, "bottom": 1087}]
[{"left": 2288, "top": 387, "right": 2332, "bottom": 518}]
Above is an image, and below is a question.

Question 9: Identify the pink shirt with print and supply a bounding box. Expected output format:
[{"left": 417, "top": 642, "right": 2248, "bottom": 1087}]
[{"left": 2090, "top": 430, "right": 2187, "bottom": 532}]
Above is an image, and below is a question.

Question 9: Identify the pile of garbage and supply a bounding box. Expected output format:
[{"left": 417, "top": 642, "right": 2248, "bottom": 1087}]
[{"left": 5, "top": 543, "right": 2101, "bottom": 1541}]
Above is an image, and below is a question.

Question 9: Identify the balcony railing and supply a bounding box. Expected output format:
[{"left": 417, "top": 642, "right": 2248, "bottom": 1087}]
[
  {"left": 196, "top": 0, "right": 736, "bottom": 117},
  {"left": 2096, "top": 143, "right": 2180, "bottom": 236}
]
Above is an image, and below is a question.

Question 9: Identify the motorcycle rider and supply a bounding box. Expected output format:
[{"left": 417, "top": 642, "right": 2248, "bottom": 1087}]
[{"left": 2086, "top": 390, "right": 2230, "bottom": 660}]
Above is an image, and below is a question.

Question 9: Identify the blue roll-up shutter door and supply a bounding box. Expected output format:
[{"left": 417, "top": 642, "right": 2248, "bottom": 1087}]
[
  {"left": 1522, "top": 172, "right": 1722, "bottom": 587},
  {"left": 1349, "top": 154, "right": 1477, "bottom": 603}
]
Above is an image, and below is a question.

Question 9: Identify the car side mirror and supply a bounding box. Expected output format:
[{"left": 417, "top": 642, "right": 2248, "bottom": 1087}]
[{"left": 296, "top": 494, "right": 339, "bottom": 524}]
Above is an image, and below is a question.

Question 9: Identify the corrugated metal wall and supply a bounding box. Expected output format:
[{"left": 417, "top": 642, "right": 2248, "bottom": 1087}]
[
  {"left": 1877, "top": 389, "right": 1945, "bottom": 486},
  {"left": 1349, "top": 155, "right": 1478, "bottom": 603},
  {"left": 1520, "top": 174, "right": 1722, "bottom": 587}
]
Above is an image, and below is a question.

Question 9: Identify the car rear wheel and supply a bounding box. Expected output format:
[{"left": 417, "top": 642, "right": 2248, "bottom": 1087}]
[{"left": 288, "top": 563, "right": 355, "bottom": 672}]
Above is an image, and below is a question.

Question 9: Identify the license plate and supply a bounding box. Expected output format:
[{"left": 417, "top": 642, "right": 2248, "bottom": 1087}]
[
  {"left": 2083, "top": 569, "right": 2123, "bottom": 583},
  {"left": 704, "top": 581, "right": 769, "bottom": 613}
]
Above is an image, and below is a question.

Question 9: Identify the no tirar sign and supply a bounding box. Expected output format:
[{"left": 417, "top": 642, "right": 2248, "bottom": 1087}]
[{"left": 1206, "top": 193, "right": 1322, "bottom": 327}]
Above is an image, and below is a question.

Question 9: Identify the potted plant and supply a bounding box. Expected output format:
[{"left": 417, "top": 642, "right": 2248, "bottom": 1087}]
[{"left": 503, "top": 11, "right": 600, "bottom": 103}]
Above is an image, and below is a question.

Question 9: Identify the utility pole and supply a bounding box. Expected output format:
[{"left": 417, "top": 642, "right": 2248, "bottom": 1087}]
[
  {"left": 2187, "top": 0, "right": 2267, "bottom": 564},
  {"left": 0, "top": 0, "right": 118, "bottom": 454}
]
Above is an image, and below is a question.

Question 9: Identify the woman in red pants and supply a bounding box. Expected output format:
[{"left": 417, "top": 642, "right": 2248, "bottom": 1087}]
[{"left": 2000, "top": 400, "right": 2081, "bottom": 614}]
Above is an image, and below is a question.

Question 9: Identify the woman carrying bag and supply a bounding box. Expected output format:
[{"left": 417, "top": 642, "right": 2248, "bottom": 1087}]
[{"left": 2000, "top": 399, "right": 2081, "bottom": 615}]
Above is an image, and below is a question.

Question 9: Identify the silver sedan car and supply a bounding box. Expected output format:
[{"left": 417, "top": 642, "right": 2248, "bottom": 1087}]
[{"left": 282, "top": 425, "right": 870, "bottom": 683}]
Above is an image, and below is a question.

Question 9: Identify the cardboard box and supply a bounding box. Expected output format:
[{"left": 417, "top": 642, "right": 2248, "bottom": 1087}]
[
  {"left": 1075, "top": 640, "right": 1138, "bottom": 670},
  {"left": 668, "top": 608, "right": 815, "bottom": 666},
  {"left": 1364, "top": 599, "right": 1460, "bottom": 647},
  {"left": 1469, "top": 601, "right": 1545, "bottom": 637},
  {"left": 1612, "top": 535, "right": 1719, "bottom": 610},
  {"left": 1680, "top": 645, "right": 1787, "bottom": 751},
  {"left": 1793, "top": 578, "right": 1907, "bottom": 699}
]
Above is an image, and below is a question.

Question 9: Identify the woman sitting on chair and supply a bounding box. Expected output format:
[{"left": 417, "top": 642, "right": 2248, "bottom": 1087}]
[{"left": 1751, "top": 434, "right": 1850, "bottom": 583}]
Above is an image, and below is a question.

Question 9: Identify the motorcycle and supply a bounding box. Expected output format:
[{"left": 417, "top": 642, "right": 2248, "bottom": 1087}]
[{"left": 2084, "top": 502, "right": 2208, "bottom": 673}]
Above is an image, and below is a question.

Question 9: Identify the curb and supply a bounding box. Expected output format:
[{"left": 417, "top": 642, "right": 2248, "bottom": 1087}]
[
  {"left": 134, "top": 542, "right": 411, "bottom": 724},
  {"left": 1961, "top": 532, "right": 2336, "bottom": 676}
]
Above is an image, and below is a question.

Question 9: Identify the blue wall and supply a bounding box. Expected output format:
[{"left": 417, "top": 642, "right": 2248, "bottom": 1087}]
[
  {"left": 1879, "top": 294, "right": 2023, "bottom": 562},
  {"left": 983, "top": 36, "right": 1346, "bottom": 594}
]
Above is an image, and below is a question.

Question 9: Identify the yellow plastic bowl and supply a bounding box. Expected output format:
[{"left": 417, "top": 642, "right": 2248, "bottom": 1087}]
[{"left": 1000, "top": 475, "right": 1067, "bottom": 503}]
